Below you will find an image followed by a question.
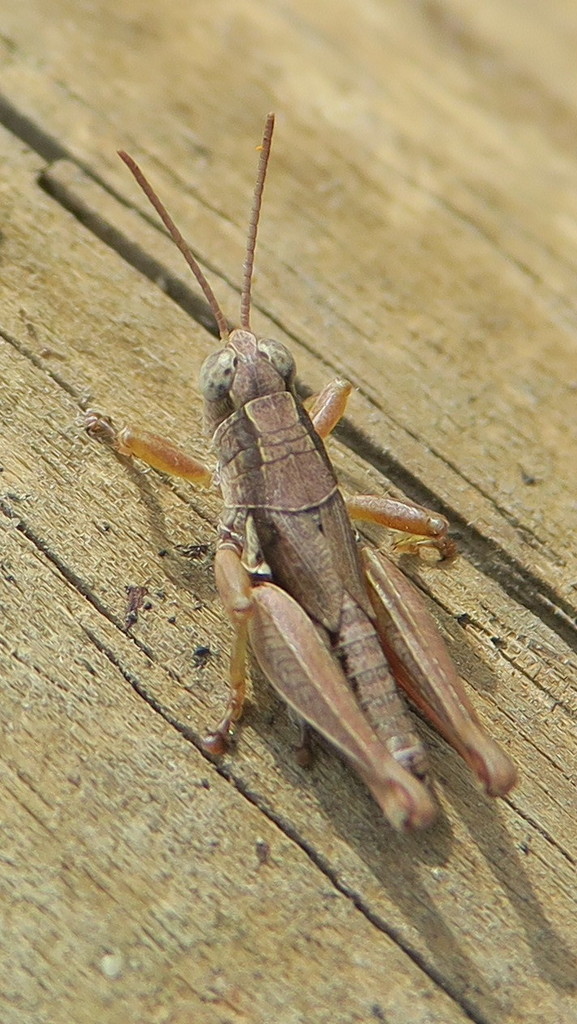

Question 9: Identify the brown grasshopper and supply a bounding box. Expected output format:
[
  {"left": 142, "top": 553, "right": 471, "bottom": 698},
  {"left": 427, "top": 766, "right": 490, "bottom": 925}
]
[{"left": 86, "top": 114, "right": 517, "bottom": 829}]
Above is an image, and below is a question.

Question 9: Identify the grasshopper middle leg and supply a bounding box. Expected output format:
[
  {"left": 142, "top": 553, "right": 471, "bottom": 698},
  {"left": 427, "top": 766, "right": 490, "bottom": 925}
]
[{"left": 307, "top": 380, "right": 456, "bottom": 559}]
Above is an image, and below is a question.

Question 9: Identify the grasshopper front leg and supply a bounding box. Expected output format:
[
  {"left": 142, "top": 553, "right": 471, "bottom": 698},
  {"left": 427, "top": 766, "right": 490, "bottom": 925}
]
[
  {"left": 84, "top": 410, "right": 212, "bottom": 486},
  {"left": 209, "top": 546, "right": 436, "bottom": 830}
]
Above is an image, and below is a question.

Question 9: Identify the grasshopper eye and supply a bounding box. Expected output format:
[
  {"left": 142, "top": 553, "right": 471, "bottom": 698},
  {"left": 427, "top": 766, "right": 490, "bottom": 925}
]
[
  {"left": 258, "top": 339, "right": 296, "bottom": 383},
  {"left": 199, "top": 349, "right": 238, "bottom": 401}
]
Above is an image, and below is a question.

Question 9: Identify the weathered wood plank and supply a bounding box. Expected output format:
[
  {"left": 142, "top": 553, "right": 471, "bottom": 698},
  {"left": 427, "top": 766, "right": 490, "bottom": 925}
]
[
  {"left": 1, "top": 2, "right": 577, "bottom": 1022},
  {"left": 1, "top": 2, "right": 577, "bottom": 622},
  {"left": 1, "top": 123, "right": 576, "bottom": 1023},
  {"left": 3, "top": 519, "right": 481, "bottom": 1024},
  {"left": 2, "top": 0, "right": 577, "bottom": 621}
]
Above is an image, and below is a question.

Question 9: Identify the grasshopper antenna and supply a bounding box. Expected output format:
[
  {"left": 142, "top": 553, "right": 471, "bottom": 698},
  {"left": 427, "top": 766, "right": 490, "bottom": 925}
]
[
  {"left": 240, "top": 112, "right": 275, "bottom": 331},
  {"left": 118, "top": 149, "right": 230, "bottom": 341}
]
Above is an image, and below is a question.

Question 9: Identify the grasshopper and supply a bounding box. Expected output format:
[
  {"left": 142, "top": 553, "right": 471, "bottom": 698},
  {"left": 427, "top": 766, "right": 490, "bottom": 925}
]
[{"left": 86, "top": 114, "right": 517, "bottom": 829}]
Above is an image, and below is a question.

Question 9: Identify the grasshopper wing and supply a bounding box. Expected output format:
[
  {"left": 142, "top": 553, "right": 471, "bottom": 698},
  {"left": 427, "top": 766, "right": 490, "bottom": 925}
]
[
  {"left": 249, "top": 581, "right": 437, "bottom": 830},
  {"left": 362, "top": 547, "right": 517, "bottom": 798}
]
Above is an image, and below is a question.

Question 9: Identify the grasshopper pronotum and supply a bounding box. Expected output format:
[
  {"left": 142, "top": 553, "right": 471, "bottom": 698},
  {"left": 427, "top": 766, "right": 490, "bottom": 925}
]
[{"left": 87, "top": 114, "right": 516, "bottom": 829}]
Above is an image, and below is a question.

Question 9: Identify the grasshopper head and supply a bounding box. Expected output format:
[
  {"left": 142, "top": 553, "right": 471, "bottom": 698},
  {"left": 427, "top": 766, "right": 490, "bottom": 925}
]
[
  {"left": 118, "top": 115, "right": 282, "bottom": 434},
  {"left": 199, "top": 328, "right": 296, "bottom": 431}
]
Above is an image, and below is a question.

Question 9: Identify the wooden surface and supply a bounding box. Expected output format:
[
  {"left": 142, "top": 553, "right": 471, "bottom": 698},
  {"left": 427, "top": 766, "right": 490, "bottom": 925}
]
[{"left": 1, "top": 2, "right": 576, "bottom": 1022}]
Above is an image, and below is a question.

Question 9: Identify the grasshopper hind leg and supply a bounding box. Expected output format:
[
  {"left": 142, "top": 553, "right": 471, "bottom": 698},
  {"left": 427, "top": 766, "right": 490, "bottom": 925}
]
[
  {"left": 202, "top": 616, "right": 249, "bottom": 756},
  {"left": 362, "top": 547, "right": 517, "bottom": 798},
  {"left": 202, "top": 547, "right": 254, "bottom": 755},
  {"left": 289, "top": 716, "right": 315, "bottom": 768}
]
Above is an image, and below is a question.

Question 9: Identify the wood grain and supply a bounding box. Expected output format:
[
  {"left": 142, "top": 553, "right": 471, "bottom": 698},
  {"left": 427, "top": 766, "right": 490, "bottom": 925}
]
[{"left": 1, "top": 3, "right": 576, "bottom": 1022}]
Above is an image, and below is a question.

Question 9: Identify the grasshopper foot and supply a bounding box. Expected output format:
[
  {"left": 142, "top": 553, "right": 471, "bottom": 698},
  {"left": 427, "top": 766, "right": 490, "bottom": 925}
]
[
  {"left": 202, "top": 687, "right": 246, "bottom": 757},
  {"left": 202, "top": 729, "right": 231, "bottom": 756},
  {"left": 393, "top": 529, "right": 458, "bottom": 562},
  {"left": 84, "top": 408, "right": 120, "bottom": 446}
]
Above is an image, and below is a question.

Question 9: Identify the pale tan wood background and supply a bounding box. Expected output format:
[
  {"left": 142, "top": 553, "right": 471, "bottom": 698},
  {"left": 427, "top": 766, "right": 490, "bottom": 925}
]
[{"left": 1, "top": 2, "right": 576, "bottom": 1022}]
